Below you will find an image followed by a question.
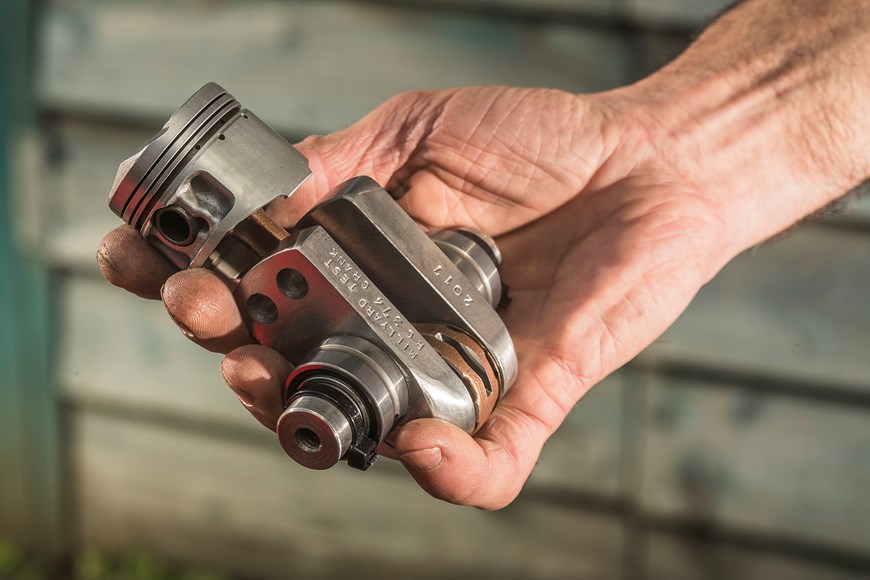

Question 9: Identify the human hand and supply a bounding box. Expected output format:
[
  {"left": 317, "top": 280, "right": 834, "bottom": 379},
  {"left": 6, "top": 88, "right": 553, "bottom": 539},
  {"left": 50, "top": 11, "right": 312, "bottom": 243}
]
[{"left": 98, "top": 1, "right": 870, "bottom": 510}]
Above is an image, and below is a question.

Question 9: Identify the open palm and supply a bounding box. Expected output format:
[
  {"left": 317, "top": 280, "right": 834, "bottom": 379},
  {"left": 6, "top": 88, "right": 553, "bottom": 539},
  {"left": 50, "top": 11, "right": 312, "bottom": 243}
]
[{"left": 100, "top": 86, "right": 725, "bottom": 509}]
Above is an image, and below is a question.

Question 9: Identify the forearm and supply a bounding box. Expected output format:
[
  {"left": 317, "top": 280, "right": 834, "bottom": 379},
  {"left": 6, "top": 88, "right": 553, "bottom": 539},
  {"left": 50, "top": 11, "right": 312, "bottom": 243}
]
[{"left": 615, "top": 0, "right": 870, "bottom": 261}]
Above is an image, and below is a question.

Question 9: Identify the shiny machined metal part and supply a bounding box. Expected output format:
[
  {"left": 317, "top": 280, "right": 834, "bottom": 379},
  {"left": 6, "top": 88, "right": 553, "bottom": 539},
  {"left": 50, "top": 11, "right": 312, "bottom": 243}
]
[
  {"left": 108, "top": 82, "right": 310, "bottom": 273},
  {"left": 279, "top": 336, "right": 407, "bottom": 470},
  {"left": 235, "top": 226, "right": 477, "bottom": 470},
  {"left": 299, "top": 178, "right": 518, "bottom": 394},
  {"left": 107, "top": 83, "right": 517, "bottom": 472},
  {"left": 281, "top": 393, "right": 354, "bottom": 471},
  {"left": 430, "top": 228, "right": 503, "bottom": 309}
]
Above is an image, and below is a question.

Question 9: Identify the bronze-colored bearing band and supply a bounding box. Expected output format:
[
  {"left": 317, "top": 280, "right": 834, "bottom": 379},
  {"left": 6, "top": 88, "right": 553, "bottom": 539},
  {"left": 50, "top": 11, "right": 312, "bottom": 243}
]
[{"left": 417, "top": 323, "right": 500, "bottom": 432}]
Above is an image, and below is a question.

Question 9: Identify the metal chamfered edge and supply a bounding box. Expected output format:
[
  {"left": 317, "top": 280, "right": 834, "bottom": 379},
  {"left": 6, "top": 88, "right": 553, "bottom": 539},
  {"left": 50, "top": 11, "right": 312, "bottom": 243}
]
[{"left": 108, "top": 82, "right": 239, "bottom": 229}]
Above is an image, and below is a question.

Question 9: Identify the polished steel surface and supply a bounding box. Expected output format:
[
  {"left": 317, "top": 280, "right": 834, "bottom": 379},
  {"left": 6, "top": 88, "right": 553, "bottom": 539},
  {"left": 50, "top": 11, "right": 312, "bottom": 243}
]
[
  {"left": 235, "top": 227, "right": 477, "bottom": 435},
  {"left": 286, "top": 336, "right": 409, "bottom": 441},
  {"left": 108, "top": 82, "right": 311, "bottom": 271},
  {"left": 279, "top": 394, "right": 354, "bottom": 470},
  {"left": 430, "top": 228, "right": 502, "bottom": 309},
  {"left": 278, "top": 336, "right": 410, "bottom": 469},
  {"left": 108, "top": 83, "right": 517, "bottom": 471},
  {"left": 301, "top": 177, "right": 518, "bottom": 395}
]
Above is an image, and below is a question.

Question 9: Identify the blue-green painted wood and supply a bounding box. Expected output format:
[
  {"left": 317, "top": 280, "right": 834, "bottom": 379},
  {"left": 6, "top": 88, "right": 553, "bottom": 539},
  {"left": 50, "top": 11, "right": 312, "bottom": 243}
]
[{"left": 0, "top": 0, "right": 61, "bottom": 553}]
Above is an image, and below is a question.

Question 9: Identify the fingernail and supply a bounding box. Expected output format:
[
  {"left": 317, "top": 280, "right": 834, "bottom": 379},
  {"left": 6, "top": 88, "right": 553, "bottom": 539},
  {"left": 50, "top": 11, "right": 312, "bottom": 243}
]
[
  {"left": 165, "top": 308, "right": 195, "bottom": 339},
  {"left": 221, "top": 372, "right": 256, "bottom": 407},
  {"left": 160, "top": 285, "right": 196, "bottom": 340},
  {"left": 400, "top": 447, "right": 442, "bottom": 471},
  {"left": 236, "top": 392, "right": 256, "bottom": 408}
]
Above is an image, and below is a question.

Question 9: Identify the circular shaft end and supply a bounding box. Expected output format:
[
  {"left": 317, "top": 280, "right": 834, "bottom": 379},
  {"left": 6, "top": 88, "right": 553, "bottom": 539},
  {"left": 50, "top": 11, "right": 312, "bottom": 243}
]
[{"left": 277, "top": 395, "right": 353, "bottom": 470}]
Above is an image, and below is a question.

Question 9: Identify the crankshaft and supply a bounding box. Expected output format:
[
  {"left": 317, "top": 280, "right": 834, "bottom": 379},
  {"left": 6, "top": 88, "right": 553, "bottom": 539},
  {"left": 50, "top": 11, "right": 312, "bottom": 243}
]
[{"left": 108, "top": 83, "right": 517, "bottom": 471}]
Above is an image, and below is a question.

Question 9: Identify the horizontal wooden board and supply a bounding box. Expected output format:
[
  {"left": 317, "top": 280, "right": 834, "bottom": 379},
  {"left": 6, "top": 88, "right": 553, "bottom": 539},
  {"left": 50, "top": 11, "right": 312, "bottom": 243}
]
[
  {"left": 632, "top": 30, "right": 690, "bottom": 77},
  {"left": 71, "top": 411, "right": 625, "bottom": 580},
  {"left": 643, "top": 532, "right": 868, "bottom": 580},
  {"left": 39, "top": 0, "right": 630, "bottom": 135},
  {"left": 59, "top": 274, "right": 628, "bottom": 497},
  {"left": 40, "top": 118, "right": 870, "bottom": 394},
  {"left": 57, "top": 275, "right": 240, "bottom": 426},
  {"left": 41, "top": 120, "right": 156, "bottom": 274},
  {"left": 843, "top": 181, "right": 870, "bottom": 222},
  {"left": 642, "top": 225, "right": 870, "bottom": 391},
  {"left": 622, "top": 0, "right": 732, "bottom": 26},
  {"left": 639, "top": 376, "right": 870, "bottom": 553},
  {"left": 530, "top": 372, "right": 629, "bottom": 496},
  {"left": 402, "top": 0, "right": 614, "bottom": 15}
]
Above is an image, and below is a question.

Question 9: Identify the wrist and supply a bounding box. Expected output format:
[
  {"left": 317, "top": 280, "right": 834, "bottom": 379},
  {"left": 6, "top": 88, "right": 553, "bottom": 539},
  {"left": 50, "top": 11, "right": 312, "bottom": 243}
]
[{"left": 605, "top": 0, "right": 870, "bottom": 260}]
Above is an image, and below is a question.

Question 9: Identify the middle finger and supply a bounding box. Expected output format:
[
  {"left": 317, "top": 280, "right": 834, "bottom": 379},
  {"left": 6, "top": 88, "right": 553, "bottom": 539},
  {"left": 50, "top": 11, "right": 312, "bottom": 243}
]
[{"left": 161, "top": 268, "right": 252, "bottom": 354}]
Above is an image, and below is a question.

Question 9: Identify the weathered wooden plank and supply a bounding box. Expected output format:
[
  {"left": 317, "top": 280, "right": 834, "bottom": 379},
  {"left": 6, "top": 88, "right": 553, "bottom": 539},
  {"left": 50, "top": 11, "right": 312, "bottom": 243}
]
[
  {"left": 843, "top": 181, "right": 870, "bottom": 222},
  {"left": 58, "top": 275, "right": 240, "bottom": 426},
  {"left": 39, "top": 1, "right": 630, "bottom": 135},
  {"left": 72, "top": 411, "right": 625, "bottom": 580},
  {"left": 60, "top": 274, "right": 628, "bottom": 497},
  {"left": 44, "top": 118, "right": 870, "bottom": 393},
  {"left": 642, "top": 226, "right": 870, "bottom": 391},
  {"left": 401, "top": 0, "right": 614, "bottom": 16},
  {"left": 632, "top": 31, "right": 690, "bottom": 78},
  {"left": 531, "top": 373, "right": 629, "bottom": 497},
  {"left": 643, "top": 532, "right": 868, "bottom": 580},
  {"left": 639, "top": 376, "right": 870, "bottom": 553},
  {"left": 35, "top": 97, "right": 870, "bottom": 283},
  {"left": 42, "top": 120, "right": 156, "bottom": 273},
  {"left": 621, "top": 0, "right": 732, "bottom": 27}
]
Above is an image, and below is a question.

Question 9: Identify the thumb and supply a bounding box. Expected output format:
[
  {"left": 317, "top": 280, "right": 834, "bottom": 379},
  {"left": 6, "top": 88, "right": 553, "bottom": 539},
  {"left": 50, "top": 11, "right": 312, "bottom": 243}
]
[{"left": 390, "top": 403, "right": 553, "bottom": 510}]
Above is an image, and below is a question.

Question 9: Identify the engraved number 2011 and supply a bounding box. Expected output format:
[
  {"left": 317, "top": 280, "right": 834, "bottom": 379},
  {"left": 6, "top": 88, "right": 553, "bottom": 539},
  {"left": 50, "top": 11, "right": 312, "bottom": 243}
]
[{"left": 433, "top": 265, "right": 474, "bottom": 306}]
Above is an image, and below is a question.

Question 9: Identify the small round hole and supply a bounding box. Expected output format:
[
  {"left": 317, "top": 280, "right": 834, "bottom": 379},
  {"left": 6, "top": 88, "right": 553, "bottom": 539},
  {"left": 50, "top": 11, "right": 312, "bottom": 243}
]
[
  {"left": 295, "top": 428, "right": 321, "bottom": 453},
  {"left": 218, "top": 134, "right": 226, "bottom": 140},
  {"left": 277, "top": 269, "right": 308, "bottom": 300},
  {"left": 154, "top": 206, "right": 196, "bottom": 246},
  {"left": 246, "top": 293, "right": 278, "bottom": 324},
  {"left": 194, "top": 144, "right": 201, "bottom": 151}
]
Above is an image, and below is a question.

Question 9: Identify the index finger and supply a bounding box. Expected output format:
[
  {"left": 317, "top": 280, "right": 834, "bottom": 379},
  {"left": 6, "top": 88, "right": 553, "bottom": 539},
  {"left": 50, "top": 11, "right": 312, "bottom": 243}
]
[{"left": 97, "top": 224, "right": 177, "bottom": 299}]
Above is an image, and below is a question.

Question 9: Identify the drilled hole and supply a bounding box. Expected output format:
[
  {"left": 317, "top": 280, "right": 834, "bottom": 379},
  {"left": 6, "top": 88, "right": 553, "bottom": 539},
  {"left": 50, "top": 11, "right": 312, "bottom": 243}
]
[
  {"left": 277, "top": 268, "right": 308, "bottom": 300},
  {"left": 246, "top": 293, "right": 278, "bottom": 324},
  {"left": 295, "top": 428, "right": 321, "bottom": 453},
  {"left": 218, "top": 134, "right": 226, "bottom": 140},
  {"left": 154, "top": 206, "right": 196, "bottom": 246}
]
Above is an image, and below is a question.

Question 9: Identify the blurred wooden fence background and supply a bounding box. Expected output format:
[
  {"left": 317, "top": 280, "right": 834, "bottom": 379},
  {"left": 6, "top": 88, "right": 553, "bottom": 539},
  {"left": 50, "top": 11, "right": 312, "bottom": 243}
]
[{"left": 2, "top": 0, "right": 869, "bottom": 578}]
